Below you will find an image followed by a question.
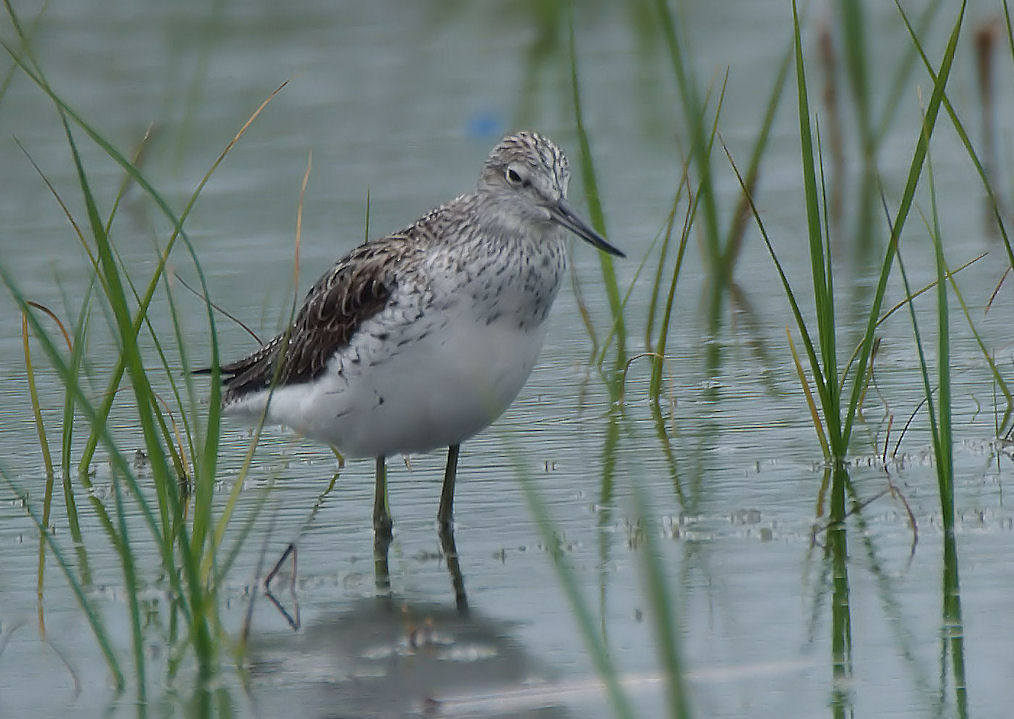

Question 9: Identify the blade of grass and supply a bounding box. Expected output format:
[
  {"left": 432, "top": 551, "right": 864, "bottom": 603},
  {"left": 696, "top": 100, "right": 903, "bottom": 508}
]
[
  {"left": 568, "top": 14, "right": 624, "bottom": 360},
  {"left": 894, "top": 248, "right": 949, "bottom": 519},
  {"left": 942, "top": 259, "right": 1012, "bottom": 430},
  {"left": 897, "top": 1, "right": 1014, "bottom": 274},
  {"left": 787, "top": 328, "right": 831, "bottom": 460},
  {"left": 654, "top": 0, "right": 721, "bottom": 284},
  {"left": 2, "top": 249, "right": 197, "bottom": 644},
  {"left": 61, "top": 281, "right": 94, "bottom": 477},
  {"left": 649, "top": 187, "right": 694, "bottom": 400},
  {"left": 21, "top": 301, "right": 78, "bottom": 634},
  {"left": 22, "top": 313, "right": 55, "bottom": 477},
  {"left": 792, "top": 0, "right": 842, "bottom": 455},
  {"left": 837, "top": 252, "right": 985, "bottom": 390},
  {"left": 720, "top": 136, "right": 829, "bottom": 425},
  {"left": 923, "top": 138, "right": 954, "bottom": 528},
  {"left": 887, "top": 134, "right": 953, "bottom": 530},
  {"left": 645, "top": 163, "right": 689, "bottom": 353},
  {"left": 841, "top": 0, "right": 966, "bottom": 447}
]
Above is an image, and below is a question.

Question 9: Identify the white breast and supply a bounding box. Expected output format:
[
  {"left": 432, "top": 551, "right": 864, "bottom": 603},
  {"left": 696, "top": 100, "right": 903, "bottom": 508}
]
[{"left": 225, "top": 238, "right": 564, "bottom": 458}]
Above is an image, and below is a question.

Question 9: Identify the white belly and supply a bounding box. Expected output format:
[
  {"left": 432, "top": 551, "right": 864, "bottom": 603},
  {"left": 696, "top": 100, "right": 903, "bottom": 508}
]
[{"left": 224, "top": 306, "right": 548, "bottom": 458}]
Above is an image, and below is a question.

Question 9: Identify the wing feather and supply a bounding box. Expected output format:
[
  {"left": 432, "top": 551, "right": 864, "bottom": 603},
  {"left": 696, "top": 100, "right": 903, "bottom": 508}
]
[{"left": 219, "top": 236, "right": 418, "bottom": 400}]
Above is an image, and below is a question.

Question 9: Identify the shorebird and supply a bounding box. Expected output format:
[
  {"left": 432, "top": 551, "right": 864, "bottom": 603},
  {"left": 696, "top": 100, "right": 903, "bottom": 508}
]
[{"left": 208, "top": 130, "right": 623, "bottom": 536}]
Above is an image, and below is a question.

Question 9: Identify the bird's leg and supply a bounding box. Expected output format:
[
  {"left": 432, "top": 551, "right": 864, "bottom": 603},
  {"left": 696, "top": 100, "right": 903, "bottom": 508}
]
[
  {"left": 264, "top": 542, "right": 297, "bottom": 590},
  {"left": 263, "top": 542, "right": 301, "bottom": 630},
  {"left": 374, "top": 529, "right": 392, "bottom": 597},
  {"left": 437, "top": 444, "right": 460, "bottom": 528},
  {"left": 438, "top": 517, "right": 468, "bottom": 612},
  {"left": 373, "top": 456, "right": 393, "bottom": 538}
]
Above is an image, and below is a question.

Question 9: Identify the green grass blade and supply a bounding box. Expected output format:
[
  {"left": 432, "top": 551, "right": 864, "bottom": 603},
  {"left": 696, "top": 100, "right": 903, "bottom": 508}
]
[
  {"left": 894, "top": 247, "right": 944, "bottom": 513},
  {"left": 645, "top": 168, "right": 689, "bottom": 353},
  {"left": 650, "top": 189, "right": 694, "bottom": 400},
  {"left": 3, "top": 270, "right": 195, "bottom": 630},
  {"left": 787, "top": 328, "right": 831, "bottom": 460},
  {"left": 1, "top": 34, "right": 272, "bottom": 480},
  {"left": 720, "top": 138, "right": 828, "bottom": 413},
  {"left": 943, "top": 261, "right": 1012, "bottom": 430},
  {"left": 61, "top": 279, "right": 94, "bottom": 476},
  {"left": 842, "top": 0, "right": 966, "bottom": 447},
  {"left": 655, "top": 0, "right": 722, "bottom": 283},
  {"left": 924, "top": 150, "right": 954, "bottom": 529},
  {"left": 897, "top": 1, "right": 1014, "bottom": 275},
  {"left": 792, "top": 0, "right": 841, "bottom": 454},
  {"left": 889, "top": 136, "right": 953, "bottom": 531},
  {"left": 21, "top": 313, "right": 54, "bottom": 476},
  {"left": 568, "top": 16, "right": 624, "bottom": 360}
]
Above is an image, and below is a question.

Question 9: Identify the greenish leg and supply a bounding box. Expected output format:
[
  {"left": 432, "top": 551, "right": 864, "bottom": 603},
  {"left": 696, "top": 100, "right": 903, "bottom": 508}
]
[
  {"left": 437, "top": 444, "right": 460, "bottom": 527},
  {"left": 373, "top": 456, "right": 393, "bottom": 538},
  {"left": 438, "top": 518, "right": 468, "bottom": 612},
  {"left": 374, "top": 529, "right": 392, "bottom": 597}
]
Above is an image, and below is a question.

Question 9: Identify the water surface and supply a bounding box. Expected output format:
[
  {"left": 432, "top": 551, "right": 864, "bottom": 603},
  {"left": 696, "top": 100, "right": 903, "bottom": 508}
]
[{"left": 1, "top": 2, "right": 1012, "bottom": 717}]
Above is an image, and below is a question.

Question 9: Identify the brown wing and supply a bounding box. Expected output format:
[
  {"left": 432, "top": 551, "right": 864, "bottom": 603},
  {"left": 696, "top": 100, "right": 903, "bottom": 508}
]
[{"left": 218, "top": 237, "right": 417, "bottom": 400}]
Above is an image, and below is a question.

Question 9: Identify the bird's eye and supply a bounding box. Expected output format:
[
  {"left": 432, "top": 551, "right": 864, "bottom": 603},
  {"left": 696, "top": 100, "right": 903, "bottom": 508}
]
[{"left": 505, "top": 168, "right": 524, "bottom": 186}]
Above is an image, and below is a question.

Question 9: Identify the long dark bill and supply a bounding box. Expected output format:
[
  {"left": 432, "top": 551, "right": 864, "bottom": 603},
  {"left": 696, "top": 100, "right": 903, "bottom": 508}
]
[{"left": 551, "top": 199, "right": 625, "bottom": 258}]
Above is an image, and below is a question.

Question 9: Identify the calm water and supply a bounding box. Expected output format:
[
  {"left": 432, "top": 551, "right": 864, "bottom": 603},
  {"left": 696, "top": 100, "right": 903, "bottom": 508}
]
[{"left": 1, "top": 2, "right": 1012, "bottom": 717}]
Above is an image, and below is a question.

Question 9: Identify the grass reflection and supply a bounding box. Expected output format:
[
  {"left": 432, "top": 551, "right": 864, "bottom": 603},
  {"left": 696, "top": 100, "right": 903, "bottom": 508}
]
[
  {"left": 827, "top": 464, "right": 853, "bottom": 718},
  {"left": 941, "top": 532, "right": 968, "bottom": 718}
]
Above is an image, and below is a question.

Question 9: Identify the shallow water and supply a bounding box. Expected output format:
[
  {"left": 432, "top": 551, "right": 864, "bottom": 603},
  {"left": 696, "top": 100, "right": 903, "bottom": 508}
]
[{"left": 2, "top": 1, "right": 1013, "bottom": 717}]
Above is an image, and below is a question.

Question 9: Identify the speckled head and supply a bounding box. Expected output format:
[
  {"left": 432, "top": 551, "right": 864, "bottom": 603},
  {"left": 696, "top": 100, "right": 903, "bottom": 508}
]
[
  {"left": 477, "top": 131, "right": 625, "bottom": 258},
  {"left": 478, "top": 131, "right": 570, "bottom": 203}
]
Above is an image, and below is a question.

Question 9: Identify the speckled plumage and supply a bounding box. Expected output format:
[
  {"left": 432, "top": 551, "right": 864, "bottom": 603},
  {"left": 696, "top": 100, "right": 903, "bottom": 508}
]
[{"left": 211, "top": 131, "right": 623, "bottom": 530}]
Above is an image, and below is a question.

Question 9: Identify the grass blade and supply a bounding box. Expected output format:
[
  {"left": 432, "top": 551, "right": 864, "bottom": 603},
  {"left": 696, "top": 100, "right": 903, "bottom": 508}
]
[
  {"left": 568, "top": 15, "right": 624, "bottom": 360},
  {"left": 841, "top": 0, "right": 967, "bottom": 447},
  {"left": 655, "top": 0, "right": 722, "bottom": 285},
  {"left": 792, "top": 0, "right": 841, "bottom": 455}
]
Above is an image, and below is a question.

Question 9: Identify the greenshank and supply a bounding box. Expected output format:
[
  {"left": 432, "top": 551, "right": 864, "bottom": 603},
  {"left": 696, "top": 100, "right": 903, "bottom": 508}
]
[{"left": 210, "top": 131, "right": 623, "bottom": 536}]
